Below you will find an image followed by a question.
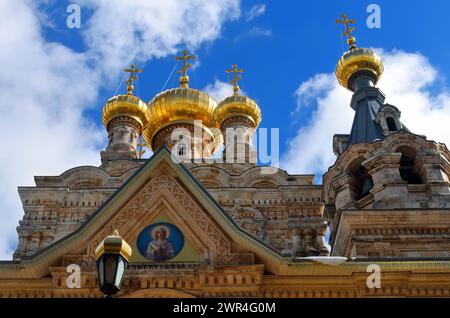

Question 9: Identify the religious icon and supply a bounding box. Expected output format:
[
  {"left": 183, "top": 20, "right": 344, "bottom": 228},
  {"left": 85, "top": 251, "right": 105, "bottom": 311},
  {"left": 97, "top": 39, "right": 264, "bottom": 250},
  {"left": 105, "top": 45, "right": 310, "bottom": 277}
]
[
  {"left": 146, "top": 225, "right": 174, "bottom": 261},
  {"left": 137, "top": 222, "right": 184, "bottom": 262}
]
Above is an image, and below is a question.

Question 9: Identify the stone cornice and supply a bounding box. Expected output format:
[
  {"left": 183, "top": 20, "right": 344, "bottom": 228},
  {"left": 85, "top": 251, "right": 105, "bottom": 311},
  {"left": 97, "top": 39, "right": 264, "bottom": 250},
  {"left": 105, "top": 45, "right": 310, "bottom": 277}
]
[{"left": 332, "top": 209, "right": 450, "bottom": 257}]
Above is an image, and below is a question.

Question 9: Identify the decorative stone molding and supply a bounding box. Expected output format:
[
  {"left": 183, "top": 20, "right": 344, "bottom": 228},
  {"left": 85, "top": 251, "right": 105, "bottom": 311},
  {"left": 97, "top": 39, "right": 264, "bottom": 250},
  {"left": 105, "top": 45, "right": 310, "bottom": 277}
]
[
  {"left": 87, "top": 172, "right": 253, "bottom": 265},
  {"left": 332, "top": 209, "right": 450, "bottom": 257}
]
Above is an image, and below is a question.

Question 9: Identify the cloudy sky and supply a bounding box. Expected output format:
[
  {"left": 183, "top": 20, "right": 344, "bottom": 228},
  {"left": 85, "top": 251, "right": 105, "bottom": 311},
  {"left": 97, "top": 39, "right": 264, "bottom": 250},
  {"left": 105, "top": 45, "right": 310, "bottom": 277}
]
[{"left": 1, "top": 0, "right": 450, "bottom": 259}]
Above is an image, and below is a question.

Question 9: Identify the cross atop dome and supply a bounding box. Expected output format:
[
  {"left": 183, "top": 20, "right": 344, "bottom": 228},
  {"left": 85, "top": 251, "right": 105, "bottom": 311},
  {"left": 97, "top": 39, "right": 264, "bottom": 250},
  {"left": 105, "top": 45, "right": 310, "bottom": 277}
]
[
  {"left": 226, "top": 64, "right": 243, "bottom": 95},
  {"left": 336, "top": 14, "right": 357, "bottom": 50},
  {"left": 176, "top": 49, "right": 196, "bottom": 87},
  {"left": 124, "top": 64, "right": 142, "bottom": 95}
]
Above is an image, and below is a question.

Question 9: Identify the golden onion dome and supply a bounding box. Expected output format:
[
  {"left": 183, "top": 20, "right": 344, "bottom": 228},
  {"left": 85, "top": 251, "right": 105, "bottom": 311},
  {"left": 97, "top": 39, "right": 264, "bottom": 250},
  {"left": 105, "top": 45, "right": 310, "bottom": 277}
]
[
  {"left": 335, "top": 15, "right": 383, "bottom": 91},
  {"left": 215, "top": 64, "right": 261, "bottom": 129},
  {"left": 336, "top": 47, "right": 384, "bottom": 91},
  {"left": 142, "top": 83, "right": 218, "bottom": 147},
  {"left": 101, "top": 94, "right": 150, "bottom": 130},
  {"left": 215, "top": 94, "right": 262, "bottom": 129}
]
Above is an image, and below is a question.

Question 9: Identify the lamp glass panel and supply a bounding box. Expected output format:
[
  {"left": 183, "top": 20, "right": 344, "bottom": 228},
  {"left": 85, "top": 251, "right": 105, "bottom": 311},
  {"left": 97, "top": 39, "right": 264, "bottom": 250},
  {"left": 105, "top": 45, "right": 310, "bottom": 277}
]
[
  {"left": 98, "top": 259, "right": 105, "bottom": 286},
  {"left": 115, "top": 258, "right": 125, "bottom": 287},
  {"left": 104, "top": 254, "right": 118, "bottom": 285}
]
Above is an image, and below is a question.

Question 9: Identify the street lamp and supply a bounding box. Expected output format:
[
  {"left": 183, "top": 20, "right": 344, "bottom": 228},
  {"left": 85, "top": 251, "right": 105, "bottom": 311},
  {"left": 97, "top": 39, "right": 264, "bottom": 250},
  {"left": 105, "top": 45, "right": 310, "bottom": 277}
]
[{"left": 95, "top": 229, "right": 132, "bottom": 297}]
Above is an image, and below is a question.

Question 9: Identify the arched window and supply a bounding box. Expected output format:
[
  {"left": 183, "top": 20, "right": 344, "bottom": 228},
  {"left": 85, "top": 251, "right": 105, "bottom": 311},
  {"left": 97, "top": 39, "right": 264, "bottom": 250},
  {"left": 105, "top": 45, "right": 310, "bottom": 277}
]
[
  {"left": 397, "top": 146, "right": 422, "bottom": 184},
  {"left": 348, "top": 158, "right": 374, "bottom": 200},
  {"left": 178, "top": 145, "right": 184, "bottom": 157},
  {"left": 386, "top": 117, "right": 398, "bottom": 131},
  {"left": 178, "top": 144, "right": 185, "bottom": 157},
  {"left": 354, "top": 166, "right": 374, "bottom": 199}
]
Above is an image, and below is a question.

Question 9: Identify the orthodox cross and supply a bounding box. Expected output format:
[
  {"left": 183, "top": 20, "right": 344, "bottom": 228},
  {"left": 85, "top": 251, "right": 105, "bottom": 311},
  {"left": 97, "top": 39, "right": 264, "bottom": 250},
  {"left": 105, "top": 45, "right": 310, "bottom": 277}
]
[
  {"left": 176, "top": 50, "right": 196, "bottom": 77},
  {"left": 124, "top": 64, "right": 142, "bottom": 95},
  {"left": 137, "top": 138, "right": 147, "bottom": 159},
  {"left": 336, "top": 14, "right": 357, "bottom": 49},
  {"left": 226, "top": 64, "right": 244, "bottom": 95}
]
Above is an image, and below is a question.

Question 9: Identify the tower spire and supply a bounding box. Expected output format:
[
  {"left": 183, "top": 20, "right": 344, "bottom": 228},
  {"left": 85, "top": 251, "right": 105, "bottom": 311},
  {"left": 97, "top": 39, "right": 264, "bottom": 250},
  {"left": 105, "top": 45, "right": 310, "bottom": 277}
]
[
  {"left": 175, "top": 49, "right": 196, "bottom": 88},
  {"left": 334, "top": 14, "right": 386, "bottom": 146},
  {"left": 124, "top": 64, "right": 142, "bottom": 95},
  {"left": 226, "top": 64, "right": 244, "bottom": 95},
  {"left": 335, "top": 13, "right": 383, "bottom": 91},
  {"left": 336, "top": 14, "right": 357, "bottom": 50}
]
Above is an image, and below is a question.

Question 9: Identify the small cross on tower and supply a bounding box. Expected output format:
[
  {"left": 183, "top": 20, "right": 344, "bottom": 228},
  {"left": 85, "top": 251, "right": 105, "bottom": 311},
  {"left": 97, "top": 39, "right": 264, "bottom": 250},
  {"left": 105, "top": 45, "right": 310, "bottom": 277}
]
[
  {"left": 176, "top": 50, "right": 196, "bottom": 77},
  {"left": 124, "top": 64, "right": 142, "bottom": 95},
  {"left": 336, "top": 14, "right": 357, "bottom": 49},
  {"left": 226, "top": 64, "right": 244, "bottom": 95},
  {"left": 136, "top": 138, "right": 147, "bottom": 159},
  {"left": 175, "top": 50, "right": 195, "bottom": 87}
]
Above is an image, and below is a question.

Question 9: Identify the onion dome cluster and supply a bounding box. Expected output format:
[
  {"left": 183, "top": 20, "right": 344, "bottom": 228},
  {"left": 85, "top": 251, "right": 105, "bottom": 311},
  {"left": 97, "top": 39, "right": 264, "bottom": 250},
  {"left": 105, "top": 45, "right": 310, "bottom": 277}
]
[{"left": 102, "top": 57, "right": 262, "bottom": 158}]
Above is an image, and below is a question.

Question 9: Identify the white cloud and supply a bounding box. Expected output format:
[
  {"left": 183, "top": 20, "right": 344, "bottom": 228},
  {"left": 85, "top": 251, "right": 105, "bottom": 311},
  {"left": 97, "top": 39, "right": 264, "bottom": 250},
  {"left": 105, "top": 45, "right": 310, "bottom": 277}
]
[
  {"left": 0, "top": 0, "right": 103, "bottom": 259},
  {"left": 80, "top": 0, "right": 240, "bottom": 78},
  {"left": 204, "top": 79, "right": 247, "bottom": 101},
  {"left": 233, "top": 26, "right": 272, "bottom": 43},
  {"left": 245, "top": 4, "right": 266, "bottom": 22},
  {"left": 248, "top": 27, "right": 272, "bottom": 37},
  {"left": 281, "top": 50, "right": 450, "bottom": 178},
  {"left": 0, "top": 0, "right": 241, "bottom": 259}
]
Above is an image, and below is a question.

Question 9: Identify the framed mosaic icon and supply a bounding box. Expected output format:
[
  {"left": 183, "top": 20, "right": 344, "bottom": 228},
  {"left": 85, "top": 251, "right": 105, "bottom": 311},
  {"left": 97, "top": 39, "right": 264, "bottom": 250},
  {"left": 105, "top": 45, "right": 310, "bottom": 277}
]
[{"left": 136, "top": 222, "right": 185, "bottom": 262}]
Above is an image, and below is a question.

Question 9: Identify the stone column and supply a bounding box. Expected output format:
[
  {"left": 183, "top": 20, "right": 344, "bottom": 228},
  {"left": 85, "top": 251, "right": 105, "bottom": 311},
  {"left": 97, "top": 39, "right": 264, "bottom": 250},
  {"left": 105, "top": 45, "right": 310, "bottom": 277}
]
[
  {"left": 304, "top": 230, "right": 316, "bottom": 255},
  {"left": 291, "top": 229, "right": 302, "bottom": 257},
  {"left": 13, "top": 234, "right": 29, "bottom": 259},
  {"left": 362, "top": 153, "right": 403, "bottom": 188},
  {"left": 416, "top": 155, "right": 450, "bottom": 194},
  {"left": 363, "top": 153, "right": 409, "bottom": 205},
  {"left": 27, "top": 233, "right": 41, "bottom": 255},
  {"left": 17, "top": 234, "right": 28, "bottom": 252},
  {"left": 314, "top": 229, "right": 329, "bottom": 256},
  {"left": 332, "top": 175, "right": 355, "bottom": 210}
]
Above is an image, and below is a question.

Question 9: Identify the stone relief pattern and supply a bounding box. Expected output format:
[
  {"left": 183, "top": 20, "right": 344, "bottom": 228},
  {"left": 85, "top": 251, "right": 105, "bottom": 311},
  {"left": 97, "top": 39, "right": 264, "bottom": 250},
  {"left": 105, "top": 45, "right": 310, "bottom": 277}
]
[{"left": 87, "top": 173, "right": 234, "bottom": 264}]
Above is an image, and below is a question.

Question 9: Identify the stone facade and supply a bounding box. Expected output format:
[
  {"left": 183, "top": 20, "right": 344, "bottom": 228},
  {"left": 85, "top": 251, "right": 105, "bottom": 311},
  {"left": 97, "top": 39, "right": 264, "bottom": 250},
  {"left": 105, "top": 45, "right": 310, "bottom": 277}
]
[
  {"left": 13, "top": 157, "right": 326, "bottom": 260},
  {"left": 2, "top": 43, "right": 450, "bottom": 298},
  {"left": 2, "top": 148, "right": 449, "bottom": 298}
]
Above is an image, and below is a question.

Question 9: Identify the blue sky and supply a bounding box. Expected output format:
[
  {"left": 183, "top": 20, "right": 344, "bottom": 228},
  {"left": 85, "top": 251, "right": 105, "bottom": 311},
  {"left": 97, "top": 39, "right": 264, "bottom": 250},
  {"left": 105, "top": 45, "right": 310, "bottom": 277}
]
[
  {"left": 21, "top": 1, "right": 447, "bottom": 171},
  {"left": 1, "top": 0, "right": 450, "bottom": 258},
  {"left": 38, "top": 0, "right": 450, "bottom": 159}
]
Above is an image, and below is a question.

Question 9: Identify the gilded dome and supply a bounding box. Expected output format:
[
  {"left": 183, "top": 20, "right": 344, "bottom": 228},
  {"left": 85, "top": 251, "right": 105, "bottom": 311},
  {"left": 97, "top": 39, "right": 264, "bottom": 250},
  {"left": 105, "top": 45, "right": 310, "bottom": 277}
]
[
  {"left": 142, "top": 86, "right": 218, "bottom": 148},
  {"left": 101, "top": 94, "right": 149, "bottom": 130},
  {"left": 336, "top": 47, "right": 384, "bottom": 91},
  {"left": 215, "top": 94, "right": 262, "bottom": 129}
]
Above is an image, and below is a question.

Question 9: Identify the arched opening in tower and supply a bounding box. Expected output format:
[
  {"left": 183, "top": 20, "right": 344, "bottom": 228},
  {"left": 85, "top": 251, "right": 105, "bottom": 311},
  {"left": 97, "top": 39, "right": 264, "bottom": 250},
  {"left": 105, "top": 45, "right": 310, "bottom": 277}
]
[
  {"left": 386, "top": 116, "right": 398, "bottom": 131},
  {"left": 347, "top": 158, "right": 374, "bottom": 200},
  {"left": 397, "top": 146, "right": 423, "bottom": 184}
]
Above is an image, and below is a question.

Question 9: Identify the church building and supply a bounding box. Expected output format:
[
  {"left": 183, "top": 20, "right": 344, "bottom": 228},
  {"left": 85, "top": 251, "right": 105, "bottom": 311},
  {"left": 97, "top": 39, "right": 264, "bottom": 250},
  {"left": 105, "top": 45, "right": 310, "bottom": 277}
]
[{"left": 0, "top": 16, "right": 449, "bottom": 298}]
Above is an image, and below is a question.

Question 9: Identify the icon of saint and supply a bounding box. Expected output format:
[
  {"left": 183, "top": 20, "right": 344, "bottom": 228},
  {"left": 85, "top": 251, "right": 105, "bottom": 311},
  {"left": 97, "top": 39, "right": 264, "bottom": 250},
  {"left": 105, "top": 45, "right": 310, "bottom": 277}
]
[{"left": 145, "top": 226, "right": 174, "bottom": 261}]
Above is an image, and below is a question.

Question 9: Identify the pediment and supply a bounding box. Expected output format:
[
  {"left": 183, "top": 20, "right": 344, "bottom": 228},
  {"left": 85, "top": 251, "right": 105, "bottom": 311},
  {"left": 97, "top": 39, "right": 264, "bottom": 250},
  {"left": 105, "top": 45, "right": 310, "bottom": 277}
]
[
  {"left": 83, "top": 168, "right": 254, "bottom": 265},
  {"left": 1, "top": 148, "right": 284, "bottom": 278}
]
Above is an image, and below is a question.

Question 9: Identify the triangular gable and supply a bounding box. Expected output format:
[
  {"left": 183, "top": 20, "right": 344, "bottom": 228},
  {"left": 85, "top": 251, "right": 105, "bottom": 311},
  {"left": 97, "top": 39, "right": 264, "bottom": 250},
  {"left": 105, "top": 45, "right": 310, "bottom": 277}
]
[
  {"left": 0, "top": 147, "right": 287, "bottom": 278},
  {"left": 83, "top": 163, "right": 256, "bottom": 266}
]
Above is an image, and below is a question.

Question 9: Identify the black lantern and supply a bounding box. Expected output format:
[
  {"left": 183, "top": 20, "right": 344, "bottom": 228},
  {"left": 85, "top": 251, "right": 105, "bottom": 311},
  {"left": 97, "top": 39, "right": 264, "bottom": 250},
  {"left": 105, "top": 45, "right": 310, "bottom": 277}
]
[{"left": 95, "top": 229, "right": 132, "bottom": 297}]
